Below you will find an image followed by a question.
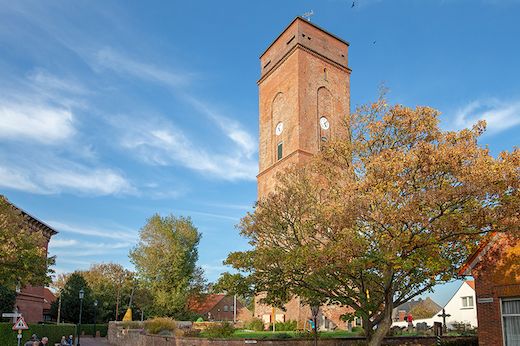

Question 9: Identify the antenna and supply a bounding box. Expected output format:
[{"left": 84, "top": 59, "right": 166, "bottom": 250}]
[{"left": 302, "top": 10, "right": 314, "bottom": 22}]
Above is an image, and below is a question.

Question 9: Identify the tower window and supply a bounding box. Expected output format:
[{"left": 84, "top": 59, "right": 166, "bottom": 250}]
[{"left": 277, "top": 142, "right": 283, "bottom": 160}]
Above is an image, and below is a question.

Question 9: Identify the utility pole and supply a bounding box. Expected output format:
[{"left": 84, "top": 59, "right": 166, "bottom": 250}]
[{"left": 57, "top": 294, "right": 62, "bottom": 324}]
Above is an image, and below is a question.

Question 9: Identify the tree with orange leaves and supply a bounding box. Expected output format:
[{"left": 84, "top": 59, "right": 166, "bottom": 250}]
[{"left": 218, "top": 94, "right": 519, "bottom": 345}]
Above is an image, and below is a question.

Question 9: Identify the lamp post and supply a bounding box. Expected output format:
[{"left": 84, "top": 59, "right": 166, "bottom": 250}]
[
  {"left": 94, "top": 300, "right": 98, "bottom": 338},
  {"left": 78, "top": 288, "right": 84, "bottom": 346}
]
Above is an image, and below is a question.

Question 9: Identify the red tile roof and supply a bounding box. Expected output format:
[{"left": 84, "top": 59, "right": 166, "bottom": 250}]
[
  {"left": 188, "top": 294, "right": 226, "bottom": 314},
  {"left": 465, "top": 280, "right": 475, "bottom": 290}
]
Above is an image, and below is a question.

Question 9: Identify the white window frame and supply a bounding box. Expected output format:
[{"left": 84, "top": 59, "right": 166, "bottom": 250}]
[
  {"left": 501, "top": 297, "right": 520, "bottom": 346},
  {"left": 461, "top": 296, "right": 474, "bottom": 308}
]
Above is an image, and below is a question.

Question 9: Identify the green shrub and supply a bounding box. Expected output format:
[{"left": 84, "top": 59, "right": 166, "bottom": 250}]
[
  {"left": 196, "top": 317, "right": 204, "bottom": 322},
  {"left": 274, "top": 320, "right": 297, "bottom": 331},
  {"left": 79, "top": 324, "right": 108, "bottom": 337},
  {"left": 204, "top": 321, "right": 235, "bottom": 338},
  {"left": 144, "top": 317, "right": 177, "bottom": 335},
  {"left": 441, "top": 339, "right": 478, "bottom": 346},
  {"left": 247, "top": 318, "right": 264, "bottom": 331},
  {"left": 0, "top": 323, "right": 76, "bottom": 345}
]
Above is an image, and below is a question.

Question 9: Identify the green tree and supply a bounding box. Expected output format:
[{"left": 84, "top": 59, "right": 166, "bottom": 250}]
[
  {"left": 81, "top": 263, "right": 135, "bottom": 322},
  {"left": 129, "top": 214, "right": 206, "bottom": 318},
  {"left": 218, "top": 96, "right": 519, "bottom": 346},
  {"left": 51, "top": 272, "right": 95, "bottom": 323},
  {"left": 0, "top": 285, "right": 16, "bottom": 315},
  {"left": 0, "top": 195, "right": 54, "bottom": 288}
]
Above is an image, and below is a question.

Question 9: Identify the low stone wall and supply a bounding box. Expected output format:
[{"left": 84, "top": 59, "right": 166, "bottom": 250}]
[{"left": 107, "top": 322, "right": 477, "bottom": 346}]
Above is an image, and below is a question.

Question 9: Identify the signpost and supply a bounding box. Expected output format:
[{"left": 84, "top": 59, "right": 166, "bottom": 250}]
[
  {"left": 2, "top": 312, "right": 22, "bottom": 322},
  {"left": 12, "top": 317, "right": 29, "bottom": 346}
]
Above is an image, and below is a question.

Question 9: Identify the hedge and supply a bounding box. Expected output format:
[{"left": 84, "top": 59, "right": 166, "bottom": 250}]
[
  {"left": 79, "top": 324, "right": 108, "bottom": 337},
  {"left": 0, "top": 322, "right": 76, "bottom": 345}
]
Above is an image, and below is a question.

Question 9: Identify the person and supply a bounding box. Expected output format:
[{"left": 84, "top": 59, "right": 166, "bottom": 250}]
[
  {"left": 67, "top": 335, "right": 73, "bottom": 346},
  {"left": 32, "top": 342, "right": 39, "bottom": 346},
  {"left": 39, "top": 337, "right": 48, "bottom": 345},
  {"left": 407, "top": 312, "right": 414, "bottom": 332},
  {"left": 60, "top": 336, "right": 68, "bottom": 346},
  {"left": 24, "top": 334, "right": 39, "bottom": 346}
]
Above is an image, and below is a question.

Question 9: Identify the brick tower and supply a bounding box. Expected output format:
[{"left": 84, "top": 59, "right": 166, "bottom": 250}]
[
  {"left": 257, "top": 16, "right": 351, "bottom": 198},
  {"left": 255, "top": 17, "right": 352, "bottom": 329}
]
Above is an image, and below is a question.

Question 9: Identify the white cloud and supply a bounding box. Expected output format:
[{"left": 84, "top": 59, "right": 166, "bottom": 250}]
[
  {"left": 452, "top": 99, "right": 520, "bottom": 134},
  {"left": 119, "top": 121, "right": 257, "bottom": 181},
  {"left": 0, "top": 166, "right": 44, "bottom": 193},
  {"left": 50, "top": 240, "right": 132, "bottom": 256},
  {"left": 94, "top": 47, "right": 191, "bottom": 87},
  {"left": 49, "top": 239, "right": 78, "bottom": 248},
  {"left": 46, "top": 220, "right": 137, "bottom": 241},
  {"left": 0, "top": 102, "right": 75, "bottom": 143},
  {"left": 0, "top": 160, "right": 134, "bottom": 196},
  {"left": 185, "top": 96, "right": 257, "bottom": 158},
  {"left": 43, "top": 167, "right": 134, "bottom": 195},
  {"left": 27, "top": 69, "right": 88, "bottom": 95}
]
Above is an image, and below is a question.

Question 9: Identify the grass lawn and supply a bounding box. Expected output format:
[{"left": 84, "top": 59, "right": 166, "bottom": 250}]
[{"left": 202, "top": 329, "right": 364, "bottom": 340}]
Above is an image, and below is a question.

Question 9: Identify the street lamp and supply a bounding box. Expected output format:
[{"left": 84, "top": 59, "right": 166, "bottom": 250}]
[
  {"left": 94, "top": 300, "right": 98, "bottom": 338},
  {"left": 78, "top": 288, "right": 84, "bottom": 346}
]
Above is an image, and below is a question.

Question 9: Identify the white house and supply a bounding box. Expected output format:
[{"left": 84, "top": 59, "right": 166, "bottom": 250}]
[{"left": 392, "top": 281, "right": 477, "bottom": 329}]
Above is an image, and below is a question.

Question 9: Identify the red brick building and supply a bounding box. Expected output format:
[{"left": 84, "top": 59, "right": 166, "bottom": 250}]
[
  {"left": 189, "top": 294, "right": 252, "bottom": 322},
  {"left": 255, "top": 16, "right": 353, "bottom": 331},
  {"left": 459, "top": 233, "right": 520, "bottom": 346},
  {"left": 5, "top": 199, "right": 58, "bottom": 323}
]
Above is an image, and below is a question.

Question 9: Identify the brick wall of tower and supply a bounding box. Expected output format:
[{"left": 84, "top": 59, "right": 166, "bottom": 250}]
[{"left": 255, "top": 18, "right": 352, "bottom": 330}]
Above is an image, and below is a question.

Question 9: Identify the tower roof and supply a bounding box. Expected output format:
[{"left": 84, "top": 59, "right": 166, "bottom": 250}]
[{"left": 260, "top": 17, "right": 350, "bottom": 59}]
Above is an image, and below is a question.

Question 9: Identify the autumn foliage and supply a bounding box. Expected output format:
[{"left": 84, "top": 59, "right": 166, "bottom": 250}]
[{"left": 220, "top": 96, "right": 519, "bottom": 345}]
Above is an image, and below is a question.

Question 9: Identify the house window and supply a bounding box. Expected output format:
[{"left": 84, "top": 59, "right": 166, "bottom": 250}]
[
  {"left": 502, "top": 298, "right": 520, "bottom": 346},
  {"left": 223, "top": 305, "right": 229, "bottom": 312},
  {"left": 461, "top": 296, "right": 474, "bottom": 308},
  {"left": 277, "top": 142, "right": 283, "bottom": 160}
]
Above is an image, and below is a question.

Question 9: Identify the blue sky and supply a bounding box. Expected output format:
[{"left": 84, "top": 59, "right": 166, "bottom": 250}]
[{"left": 0, "top": 0, "right": 519, "bottom": 306}]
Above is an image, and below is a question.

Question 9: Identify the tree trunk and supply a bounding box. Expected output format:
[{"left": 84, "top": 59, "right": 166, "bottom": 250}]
[{"left": 366, "top": 292, "right": 394, "bottom": 346}]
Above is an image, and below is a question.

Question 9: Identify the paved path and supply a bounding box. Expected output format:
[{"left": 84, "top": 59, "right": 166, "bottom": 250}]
[{"left": 76, "top": 337, "right": 111, "bottom": 346}]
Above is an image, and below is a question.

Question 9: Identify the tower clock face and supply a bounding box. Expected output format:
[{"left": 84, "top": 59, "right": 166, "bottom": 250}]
[
  {"left": 320, "top": 117, "right": 330, "bottom": 130},
  {"left": 275, "top": 122, "right": 284, "bottom": 135}
]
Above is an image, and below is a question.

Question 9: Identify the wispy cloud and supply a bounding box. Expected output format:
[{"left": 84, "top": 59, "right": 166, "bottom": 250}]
[
  {"left": 452, "top": 99, "right": 520, "bottom": 134},
  {"left": 91, "top": 48, "right": 257, "bottom": 180},
  {"left": 185, "top": 96, "right": 256, "bottom": 158},
  {"left": 0, "top": 160, "right": 134, "bottom": 196},
  {"left": 0, "top": 102, "right": 75, "bottom": 144},
  {"left": 50, "top": 239, "right": 132, "bottom": 256},
  {"left": 115, "top": 115, "right": 257, "bottom": 181},
  {"left": 94, "top": 47, "right": 192, "bottom": 87},
  {"left": 46, "top": 220, "right": 138, "bottom": 241}
]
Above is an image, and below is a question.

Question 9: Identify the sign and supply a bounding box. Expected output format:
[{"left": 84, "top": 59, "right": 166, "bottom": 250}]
[
  {"left": 2, "top": 313, "right": 21, "bottom": 318},
  {"left": 12, "top": 317, "right": 29, "bottom": 330},
  {"left": 478, "top": 297, "right": 494, "bottom": 304}
]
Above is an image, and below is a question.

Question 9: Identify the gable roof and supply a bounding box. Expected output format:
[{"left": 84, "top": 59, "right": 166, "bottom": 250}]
[
  {"left": 189, "top": 294, "right": 226, "bottom": 314},
  {"left": 392, "top": 297, "right": 442, "bottom": 319},
  {"left": 458, "top": 233, "right": 500, "bottom": 276},
  {"left": 465, "top": 280, "right": 475, "bottom": 290}
]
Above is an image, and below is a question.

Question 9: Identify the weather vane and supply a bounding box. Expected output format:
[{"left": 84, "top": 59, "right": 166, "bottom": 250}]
[{"left": 302, "top": 10, "right": 314, "bottom": 22}]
